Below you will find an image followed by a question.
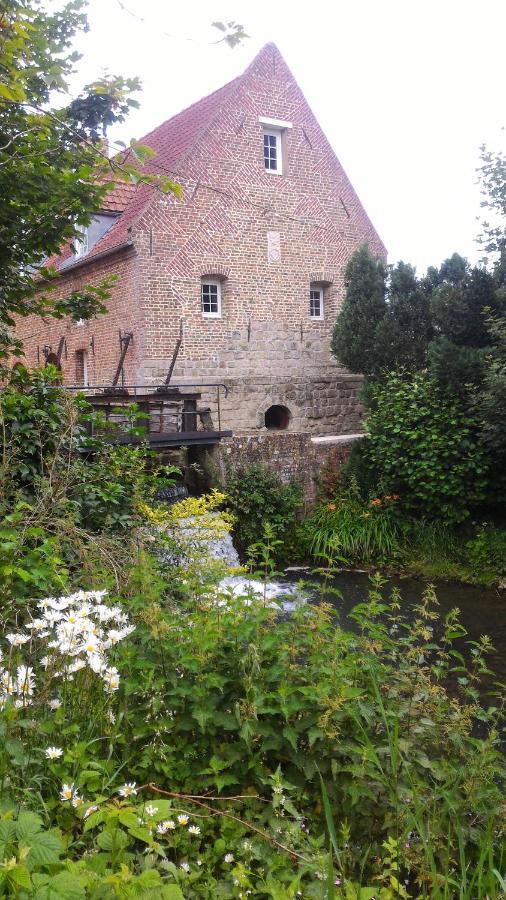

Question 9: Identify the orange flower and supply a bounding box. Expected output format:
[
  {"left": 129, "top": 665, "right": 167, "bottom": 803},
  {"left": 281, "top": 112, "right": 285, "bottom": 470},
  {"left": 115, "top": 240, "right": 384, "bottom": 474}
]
[
  {"left": 370, "top": 498, "right": 382, "bottom": 506},
  {"left": 327, "top": 502, "right": 336, "bottom": 511}
]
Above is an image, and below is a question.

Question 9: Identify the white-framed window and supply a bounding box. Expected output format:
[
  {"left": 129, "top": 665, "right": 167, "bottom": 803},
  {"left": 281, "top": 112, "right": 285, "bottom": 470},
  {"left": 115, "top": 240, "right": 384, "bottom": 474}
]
[
  {"left": 310, "top": 285, "right": 324, "bottom": 319},
  {"left": 263, "top": 129, "right": 282, "bottom": 174},
  {"left": 201, "top": 279, "right": 222, "bottom": 317},
  {"left": 74, "top": 224, "right": 89, "bottom": 259},
  {"left": 75, "top": 349, "right": 89, "bottom": 387},
  {"left": 259, "top": 117, "right": 292, "bottom": 176}
]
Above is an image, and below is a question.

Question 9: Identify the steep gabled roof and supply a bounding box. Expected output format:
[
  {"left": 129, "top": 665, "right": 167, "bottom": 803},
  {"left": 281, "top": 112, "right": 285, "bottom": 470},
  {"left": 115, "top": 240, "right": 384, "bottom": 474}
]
[
  {"left": 52, "top": 69, "right": 245, "bottom": 271},
  {"left": 51, "top": 42, "right": 384, "bottom": 272}
]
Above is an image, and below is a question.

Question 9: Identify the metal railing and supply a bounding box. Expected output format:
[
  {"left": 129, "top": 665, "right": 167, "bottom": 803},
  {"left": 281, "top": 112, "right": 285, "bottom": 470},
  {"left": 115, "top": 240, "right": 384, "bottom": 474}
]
[{"left": 64, "top": 382, "right": 229, "bottom": 436}]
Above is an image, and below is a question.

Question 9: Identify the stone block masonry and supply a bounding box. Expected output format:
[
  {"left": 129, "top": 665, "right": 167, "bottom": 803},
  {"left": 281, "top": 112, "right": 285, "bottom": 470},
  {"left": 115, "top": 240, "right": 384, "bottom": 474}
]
[{"left": 215, "top": 432, "right": 361, "bottom": 509}]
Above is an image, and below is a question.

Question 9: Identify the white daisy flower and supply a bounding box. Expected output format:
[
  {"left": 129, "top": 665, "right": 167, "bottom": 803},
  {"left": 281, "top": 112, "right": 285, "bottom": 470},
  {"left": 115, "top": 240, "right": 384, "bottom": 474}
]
[
  {"left": 45, "top": 746, "right": 63, "bottom": 760},
  {"left": 60, "top": 783, "right": 75, "bottom": 802},
  {"left": 224, "top": 853, "right": 234, "bottom": 863},
  {"left": 49, "top": 698, "right": 62, "bottom": 710},
  {"left": 16, "top": 666, "right": 35, "bottom": 696},
  {"left": 180, "top": 862, "right": 190, "bottom": 873},
  {"left": 6, "top": 633, "right": 30, "bottom": 646},
  {"left": 177, "top": 814, "right": 189, "bottom": 825},
  {"left": 188, "top": 825, "right": 201, "bottom": 835},
  {"left": 145, "top": 805, "right": 158, "bottom": 816},
  {"left": 71, "top": 794, "right": 83, "bottom": 808},
  {"left": 157, "top": 819, "right": 175, "bottom": 833},
  {"left": 118, "top": 782, "right": 137, "bottom": 798}
]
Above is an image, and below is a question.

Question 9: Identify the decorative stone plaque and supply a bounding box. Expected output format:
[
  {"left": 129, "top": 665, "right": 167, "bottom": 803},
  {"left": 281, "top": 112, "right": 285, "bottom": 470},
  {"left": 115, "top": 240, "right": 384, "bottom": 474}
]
[{"left": 267, "top": 231, "right": 281, "bottom": 263}]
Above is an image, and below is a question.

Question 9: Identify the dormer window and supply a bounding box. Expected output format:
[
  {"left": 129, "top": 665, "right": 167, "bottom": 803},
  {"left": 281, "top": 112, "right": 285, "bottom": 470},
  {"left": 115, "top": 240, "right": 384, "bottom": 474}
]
[
  {"left": 67, "top": 214, "right": 118, "bottom": 265},
  {"left": 74, "top": 225, "right": 89, "bottom": 259},
  {"left": 259, "top": 117, "right": 292, "bottom": 176}
]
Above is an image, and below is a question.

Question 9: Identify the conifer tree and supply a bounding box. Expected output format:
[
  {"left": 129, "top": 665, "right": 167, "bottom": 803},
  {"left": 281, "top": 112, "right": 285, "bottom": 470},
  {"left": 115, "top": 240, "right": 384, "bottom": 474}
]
[{"left": 330, "top": 243, "right": 386, "bottom": 375}]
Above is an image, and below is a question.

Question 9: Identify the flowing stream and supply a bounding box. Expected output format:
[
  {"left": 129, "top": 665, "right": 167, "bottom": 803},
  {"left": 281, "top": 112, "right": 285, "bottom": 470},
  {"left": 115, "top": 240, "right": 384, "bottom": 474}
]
[{"left": 166, "top": 521, "right": 505, "bottom": 682}]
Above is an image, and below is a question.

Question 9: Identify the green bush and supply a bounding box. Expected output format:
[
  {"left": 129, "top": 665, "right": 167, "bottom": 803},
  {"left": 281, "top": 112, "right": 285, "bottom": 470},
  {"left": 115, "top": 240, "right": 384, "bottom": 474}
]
[
  {"left": 365, "top": 371, "right": 489, "bottom": 524},
  {"left": 225, "top": 463, "right": 302, "bottom": 560},
  {"left": 2, "top": 567, "right": 505, "bottom": 896},
  {"left": 466, "top": 526, "right": 506, "bottom": 581}
]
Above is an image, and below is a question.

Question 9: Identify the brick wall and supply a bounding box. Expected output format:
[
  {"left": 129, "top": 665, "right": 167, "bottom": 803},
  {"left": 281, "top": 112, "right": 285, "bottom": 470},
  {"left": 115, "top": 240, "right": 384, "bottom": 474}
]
[
  {"left": 17, "top": 248, "right": 142, "bottom": 386},
  {"left": 215, "top": 432, "right": 359, "bottom": 507},
  {"left": 16, "top": 45, "right": 383, "bottom": 445}
]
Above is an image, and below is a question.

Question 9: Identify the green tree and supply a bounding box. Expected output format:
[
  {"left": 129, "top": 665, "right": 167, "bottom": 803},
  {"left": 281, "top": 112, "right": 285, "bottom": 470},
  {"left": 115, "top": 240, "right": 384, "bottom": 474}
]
[
  {"left": 330, "top": 243, "right": 386, "bottom": 375},
  {"left": 478, "top": 144, "right": 506, "bottom": 267},
  {"left": 375, "top": 261, "right": 432, "bottom": 371},
  {"left": 0, "top": 0, "right": 182, "bottom": 359}
]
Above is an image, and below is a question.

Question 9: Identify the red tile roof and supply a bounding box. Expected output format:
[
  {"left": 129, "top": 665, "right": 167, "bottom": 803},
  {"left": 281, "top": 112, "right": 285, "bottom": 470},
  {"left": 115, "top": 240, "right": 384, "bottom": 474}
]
[{"left": 52, "top": 60, "right": 249, "bottom": 271}]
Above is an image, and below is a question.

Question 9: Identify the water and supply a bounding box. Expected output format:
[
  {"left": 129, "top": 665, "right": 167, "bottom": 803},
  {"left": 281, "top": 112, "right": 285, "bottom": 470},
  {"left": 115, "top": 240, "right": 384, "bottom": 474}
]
[
  {"left": 165, "top": 523, "right": 506, "bottom": 682},
  {"left": 285, "top": 570, "right": 506, "bottom": 685}
]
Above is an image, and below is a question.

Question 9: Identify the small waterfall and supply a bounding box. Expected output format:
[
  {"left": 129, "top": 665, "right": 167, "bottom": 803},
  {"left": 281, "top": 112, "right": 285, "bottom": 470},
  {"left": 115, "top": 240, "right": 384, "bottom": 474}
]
[{"left": 158, "top": 513, "right": 307, "bottom": 610}]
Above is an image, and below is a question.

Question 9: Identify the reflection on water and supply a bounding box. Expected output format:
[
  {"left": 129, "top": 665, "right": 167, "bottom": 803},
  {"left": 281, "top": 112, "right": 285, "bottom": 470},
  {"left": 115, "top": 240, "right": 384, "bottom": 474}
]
[{"left": 305, "top": 571, "right": 506, "bottom": 686}]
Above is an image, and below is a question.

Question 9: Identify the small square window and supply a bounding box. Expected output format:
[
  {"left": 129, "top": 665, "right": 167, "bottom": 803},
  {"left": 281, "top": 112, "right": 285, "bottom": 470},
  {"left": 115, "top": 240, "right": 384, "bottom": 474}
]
[
  {"left": 201, "top": 280, "right": 222, "bottom": 317},
  {"left": 263, "top": 129, "right": 282, "bottom": 174},
  {"left": 310, "top": 286, "right": 324, "bottom": 319}
]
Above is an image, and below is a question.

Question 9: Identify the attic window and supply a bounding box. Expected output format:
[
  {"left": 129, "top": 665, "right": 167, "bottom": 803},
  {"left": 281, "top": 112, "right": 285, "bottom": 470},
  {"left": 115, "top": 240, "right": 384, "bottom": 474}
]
[
  {"left": 68, "top": 214, "right": 118, "bottom": 264},
  {"left": 74, "top": 225, "right": 89, "bottom": 259},
  {"left": 259, "top": 117, "right": 292, "bottom": 176},
  {"left": 263, "top": 130, "right": 281, "bottom": 173}
]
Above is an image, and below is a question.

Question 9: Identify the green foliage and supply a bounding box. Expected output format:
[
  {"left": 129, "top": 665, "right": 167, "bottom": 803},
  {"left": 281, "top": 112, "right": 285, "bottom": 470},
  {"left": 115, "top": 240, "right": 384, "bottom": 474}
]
[
  {"left": 374, "top": 261, "right": 433, "bottom": 372},
  {"left": 331, "top": 243, "right": 386, "bottom": 375},
  {"left": 0, "top": 365, "right": 85, "bottom": 499},
  {"left": 330, "top": 247, "right": 506, "bottom": 531},
  {"left": 365, "top": 371, "right": 489, "bottom": 524},
  {"left": 2, "top": 562, "right": 505, "bottom": 896},
  {"left": 478, "top": 144, "right": 506, "bottom": 262},
  {"left": 429, "top": 264, "right": 500, "bottom": 348},
  {"left": 302, "top": 482, "right": 402, "bottom": 564},
  {"left": 466, "top": 526, "right": 506, "bottom": 581},
  {"left": 225, "top": 463, "right": 302, "bottom": 560}
]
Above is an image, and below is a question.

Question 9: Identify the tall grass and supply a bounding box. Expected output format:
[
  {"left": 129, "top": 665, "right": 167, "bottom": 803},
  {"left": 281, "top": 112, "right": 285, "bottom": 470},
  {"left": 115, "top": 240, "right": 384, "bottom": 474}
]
[
  {"left": 304, "top": 496, "right": 402, "bottom": 564},
  {"left": 320, "top": 660, "right": 506, "bottom": 899}
]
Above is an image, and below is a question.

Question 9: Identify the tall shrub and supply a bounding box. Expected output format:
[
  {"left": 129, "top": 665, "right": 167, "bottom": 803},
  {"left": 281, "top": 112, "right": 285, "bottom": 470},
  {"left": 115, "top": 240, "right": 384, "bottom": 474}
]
[
  {"left": 331, "top": 243, "right": 386, "bottom": 375},
  {"left": 365, "top": 372, "right": 489, "bottom": 523},
  {"left": 225, "top": 463, "right": 301, "bottom": 559}
]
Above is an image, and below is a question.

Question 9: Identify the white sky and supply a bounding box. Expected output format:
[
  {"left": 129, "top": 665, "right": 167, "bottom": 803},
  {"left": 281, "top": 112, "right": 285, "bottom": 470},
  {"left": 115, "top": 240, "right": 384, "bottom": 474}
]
[{"left": 72, "top": 0, "right": 506, "bottom": 273}]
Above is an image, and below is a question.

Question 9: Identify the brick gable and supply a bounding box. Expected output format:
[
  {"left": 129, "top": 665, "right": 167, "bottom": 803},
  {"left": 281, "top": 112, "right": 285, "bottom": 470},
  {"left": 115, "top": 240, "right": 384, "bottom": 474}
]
[{"left": 17, "top": 42, "right": 384, "bottom": 441}]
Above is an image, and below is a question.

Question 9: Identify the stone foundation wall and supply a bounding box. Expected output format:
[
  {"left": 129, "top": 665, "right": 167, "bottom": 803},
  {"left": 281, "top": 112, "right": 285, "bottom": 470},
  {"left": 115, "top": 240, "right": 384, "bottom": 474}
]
[
  {"left": 213, "top": 431, "right": 361, "bottom": 508},
  {"left": 142, "top": 363, "right": 364, "bottom": 436}
]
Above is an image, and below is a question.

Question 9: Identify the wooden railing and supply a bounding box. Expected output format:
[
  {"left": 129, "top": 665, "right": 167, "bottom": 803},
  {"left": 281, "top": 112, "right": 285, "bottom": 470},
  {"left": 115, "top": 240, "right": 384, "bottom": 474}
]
[{"left": 65, "top": 383, "right": 231, "bottom": 447}]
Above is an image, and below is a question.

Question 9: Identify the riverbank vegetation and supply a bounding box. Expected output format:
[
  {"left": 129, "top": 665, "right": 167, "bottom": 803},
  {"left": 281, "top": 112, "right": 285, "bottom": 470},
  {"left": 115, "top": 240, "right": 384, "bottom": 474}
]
[
  {"left": 1, "top": 371, "right": 506, "bottom": 898},
  {"left": 316, "top": 153, "right": 506, "bottom": 587}
]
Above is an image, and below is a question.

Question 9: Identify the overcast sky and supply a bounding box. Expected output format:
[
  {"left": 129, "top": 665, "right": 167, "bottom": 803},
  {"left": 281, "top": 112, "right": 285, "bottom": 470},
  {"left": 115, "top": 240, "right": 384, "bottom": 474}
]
[{"left": 72, "top": 0, "right": 506, "bottom": 273}]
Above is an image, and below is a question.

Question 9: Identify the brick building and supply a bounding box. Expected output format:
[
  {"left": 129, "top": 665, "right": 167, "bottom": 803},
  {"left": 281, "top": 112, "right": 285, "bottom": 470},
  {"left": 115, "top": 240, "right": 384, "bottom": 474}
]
[{"left": 17, "top": 43, "right": 385, "bottom": 498}]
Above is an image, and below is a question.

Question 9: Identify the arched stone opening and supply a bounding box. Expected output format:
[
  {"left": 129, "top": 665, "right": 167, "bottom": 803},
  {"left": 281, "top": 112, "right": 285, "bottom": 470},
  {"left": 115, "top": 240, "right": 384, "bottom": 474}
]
[{"left": 264, "top": 404, "right": 291, "bottom": 430}]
